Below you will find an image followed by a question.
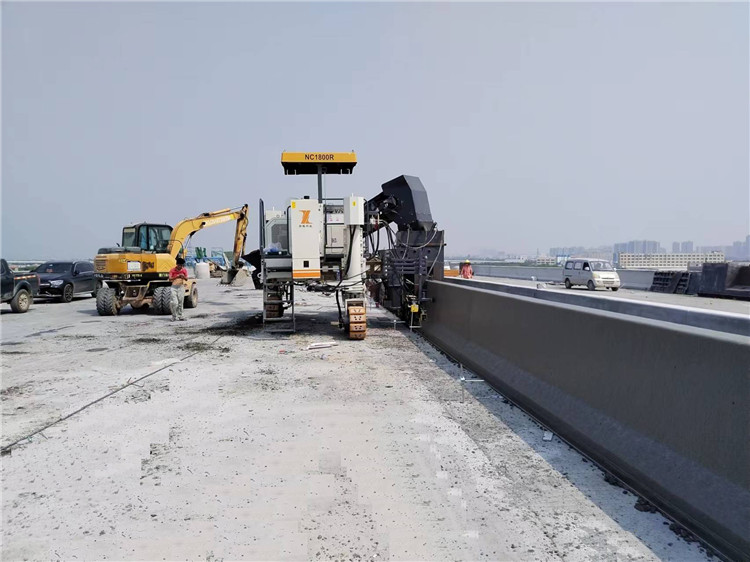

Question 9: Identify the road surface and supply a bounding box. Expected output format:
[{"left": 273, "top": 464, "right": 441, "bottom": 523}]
[{"left": 1, "top": 280, "right": 711, "bottom": 560}]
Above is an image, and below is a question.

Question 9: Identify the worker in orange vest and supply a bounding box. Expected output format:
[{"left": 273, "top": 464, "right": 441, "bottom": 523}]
[{"left": 459, "top": 259, "right": 474, "bottom": 279}]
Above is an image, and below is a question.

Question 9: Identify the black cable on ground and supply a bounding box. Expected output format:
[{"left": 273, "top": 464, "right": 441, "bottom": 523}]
[{"left": 1, "top": 335, "right": 223, "bottom": 455}]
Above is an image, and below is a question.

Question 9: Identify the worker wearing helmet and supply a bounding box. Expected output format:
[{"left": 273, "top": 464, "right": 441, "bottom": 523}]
[{"left": 459, "top": 259, "right": 474, "bottom": 279}]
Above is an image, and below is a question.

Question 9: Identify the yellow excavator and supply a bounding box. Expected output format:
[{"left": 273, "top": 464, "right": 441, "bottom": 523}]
[{"left": 94, "top": 205, "right": 249, "bottom": 316}]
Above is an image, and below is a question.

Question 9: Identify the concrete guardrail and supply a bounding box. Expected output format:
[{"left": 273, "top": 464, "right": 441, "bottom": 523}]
[
  {"left": 450, "top": 278, "right": 750, "bottom": 337},
  {"left": 471, "top": 265, "right": 655, "bottom": 290},
  {"left": 422, "top": 280, "right": 750, "bottom": 561}
]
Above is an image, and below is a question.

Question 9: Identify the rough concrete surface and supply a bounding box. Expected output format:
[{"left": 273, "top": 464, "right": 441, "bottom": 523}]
[{"left": 2, "top": 281, "right": 711, "bottom": 560}]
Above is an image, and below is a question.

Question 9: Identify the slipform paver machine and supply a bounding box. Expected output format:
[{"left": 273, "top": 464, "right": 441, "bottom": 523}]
[{"left": 257, "top": 152, "right": 444, "bottom": 339}]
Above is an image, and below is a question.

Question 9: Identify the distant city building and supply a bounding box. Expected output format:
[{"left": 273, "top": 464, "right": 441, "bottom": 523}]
[
  {"left": 550, "top": 246, "right": 614, "bottom": 262},
  {"left": 725, "top": 235, "right": 750, "bottom": 260},
  {"left": 642, "top": 240, "right": 660, "bottom": 253},
  {"left": 550, "top": 246, "right": 586, "bottom": 257},
  {"left": 534, "top": 256, "right": 557, "bottom": 266},
  {"left": 680, "top": 241, "right": 694, "bottom": 253},
  {"left": 672, "top": 242, "right": 680, "bottom": 253},
  {"left": 618, "top": 252, "right": 724, "bottom": 270},
  {"left": 500, "top": 255, "right": 527, "bottom": 264},
  {"left": 613, "top": 240, "right": 661, "bottom": 255},
  {"left": 698, "top": 245, "right": 729, "bottom": 254},
  {"left": 613, "top": 240, "right": 660, "bottom": 266}
]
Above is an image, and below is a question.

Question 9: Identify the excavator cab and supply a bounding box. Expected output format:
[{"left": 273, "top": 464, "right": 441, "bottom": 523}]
[{"left": 121, "top": 224, "right": 173, "bottom": 253}]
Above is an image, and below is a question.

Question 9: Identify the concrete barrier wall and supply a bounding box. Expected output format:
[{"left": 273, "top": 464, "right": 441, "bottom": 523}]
[
  {"left": 471, "top": 265, "right": 655, "bottom": 290},
  {"left": 471, "top": 265, "right": 562, "bottom": 282},
  {"left": 422, "top": 281, "right": 750, "bottom": 560},
  {"left": 451, "top": 278, "right": 750, "bottom": 337}
]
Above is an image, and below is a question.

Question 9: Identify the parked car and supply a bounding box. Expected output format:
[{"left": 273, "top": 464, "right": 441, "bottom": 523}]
[
  {"left": 34, "top": 261, "right": 101, "bottom": 302},
  {"left": 1, "top": 258, "right": 40, "bottom": 313},
  {"left": 563, "top": 258, "right": 621, "bottom": 291}
]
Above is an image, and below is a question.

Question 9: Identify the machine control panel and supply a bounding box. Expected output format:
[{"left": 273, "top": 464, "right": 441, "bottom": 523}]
[
  {"left": 289, "top": 199, "right": 322, "bottom": 279},
  {"left": 344, "top": 196, "right": 365, "bottom": 226}
]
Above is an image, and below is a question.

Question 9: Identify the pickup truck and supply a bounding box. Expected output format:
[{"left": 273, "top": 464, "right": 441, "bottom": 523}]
[{"left": 1, "top": 259, "right": 40, "bottom": 313}]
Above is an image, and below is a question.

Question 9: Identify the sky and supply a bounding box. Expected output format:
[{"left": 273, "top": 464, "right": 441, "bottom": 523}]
[{"left": 2, "top": 2, "right": 748, "bottom": 260}]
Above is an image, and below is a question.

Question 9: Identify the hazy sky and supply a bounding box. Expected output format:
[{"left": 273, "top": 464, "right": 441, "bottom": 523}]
[{"left": 2, "top": 2, "right": 748, "bottom": 260}]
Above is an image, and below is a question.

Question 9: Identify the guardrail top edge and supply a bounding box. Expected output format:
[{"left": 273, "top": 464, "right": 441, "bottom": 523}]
[{"left": 428, "top": 280, "right": 750, "bottom": 345}]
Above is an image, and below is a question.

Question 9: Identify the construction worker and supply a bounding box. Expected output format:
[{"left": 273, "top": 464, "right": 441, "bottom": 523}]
[
  {"left": 459, "top": 259, "right": 474, "bottom": 279},
  {"left": 169, "top": 257, "right": 189, "bottom": 321}
]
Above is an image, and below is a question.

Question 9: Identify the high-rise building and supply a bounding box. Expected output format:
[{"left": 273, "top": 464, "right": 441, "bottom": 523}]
[
  {"left": 672, "top": 242, "right": 680, "bottom": 253},
  {"left": 726, "top": 236, "right": 750, "bottom": 260},
  {"left": 680, "top": 241, "right": 694, "bottom": 253},
  {"left": 616, "top": 240, "right": 660, "bottom": 255},
  {"left": 549, "top": 246, "right": 586, "bottom": 258},
  {"left": 618, "top": 252, "right": 724, "bottom": 270}
]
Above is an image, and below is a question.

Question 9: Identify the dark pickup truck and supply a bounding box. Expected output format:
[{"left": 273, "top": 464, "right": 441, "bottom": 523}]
[{"left": 1, "top": 259, "right": 40, "bottom": 313}]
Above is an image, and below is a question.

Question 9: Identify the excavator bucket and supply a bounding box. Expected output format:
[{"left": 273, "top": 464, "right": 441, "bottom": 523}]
[{"left": 221, "top": 268, "right": 250, "bottom": 286}]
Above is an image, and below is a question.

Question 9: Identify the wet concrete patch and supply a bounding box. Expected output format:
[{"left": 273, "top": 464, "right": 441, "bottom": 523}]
[
  {"left": 1, "top": 384, "right": 31, "bottom": 397},
  {"left": 125, "top": 389, "right": 151, "bottom": 403},
  {"left": 178, "top": 342, "right": 231, "bottom": 353},
  {"left": 187, "top": 316, "right": 263, "bottom": 337},
  {"left": 28, "top": 325, "right": 73, "bottom": 337},
  {"left": 61, "top": 334, "right": 96, "bottom": 339}
]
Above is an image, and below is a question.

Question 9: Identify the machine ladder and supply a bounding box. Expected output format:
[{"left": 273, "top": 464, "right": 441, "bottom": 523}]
[{"left": 263, "top": 281, "right": 296, "bottom": 333}]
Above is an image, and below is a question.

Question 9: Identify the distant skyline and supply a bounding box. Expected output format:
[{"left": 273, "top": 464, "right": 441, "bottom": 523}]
[
  {"left": 470, "top": 234, "right": 750, "bottom": 260},
  {"left": 2, "top": 2, "right": 748, "bottom": 260}
]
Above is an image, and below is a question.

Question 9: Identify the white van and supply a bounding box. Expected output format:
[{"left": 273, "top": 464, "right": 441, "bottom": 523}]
[{"left": 563, "top": 258, "right": 621, "bottom": 291}]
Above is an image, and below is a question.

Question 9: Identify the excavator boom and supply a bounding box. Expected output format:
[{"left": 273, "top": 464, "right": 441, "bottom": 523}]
[{"left": 168, "top": 205, "right": 249, "bottom": 259}]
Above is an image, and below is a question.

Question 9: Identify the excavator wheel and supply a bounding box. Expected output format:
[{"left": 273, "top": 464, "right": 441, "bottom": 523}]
[
  {"left": 152, "top": 286, "right": 172, "bottom": 315},
  {"left": 184, "top": 285, "right": 198, "bottom": 309},
  {"left": 347, "top": 305, "right": 367, "bottom": 340},
  {"left": 96, "top": 287, "right": 119, "bottom": 316}
]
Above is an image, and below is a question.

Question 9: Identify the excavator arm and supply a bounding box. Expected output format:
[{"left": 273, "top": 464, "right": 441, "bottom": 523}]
[
  {"left": 168, "top": 205, "right": 249, "bottom": 261},
  {"left": 231, "top": 206, "right": 249, "bottom": 268}
]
